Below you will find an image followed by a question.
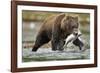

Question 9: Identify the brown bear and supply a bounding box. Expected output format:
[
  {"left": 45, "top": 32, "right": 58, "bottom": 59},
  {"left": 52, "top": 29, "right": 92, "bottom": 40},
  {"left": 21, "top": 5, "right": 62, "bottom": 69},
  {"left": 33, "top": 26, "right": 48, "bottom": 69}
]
[{"left": 32, "top": 13, "right": 79, "bottom": 52}]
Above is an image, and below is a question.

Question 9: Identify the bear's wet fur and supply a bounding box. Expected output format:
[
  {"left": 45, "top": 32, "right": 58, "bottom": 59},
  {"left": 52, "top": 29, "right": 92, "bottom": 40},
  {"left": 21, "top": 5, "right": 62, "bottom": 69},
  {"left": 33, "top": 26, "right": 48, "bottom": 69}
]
[{"left": 32, "top": 13, "right": 79, "bottom": 52}]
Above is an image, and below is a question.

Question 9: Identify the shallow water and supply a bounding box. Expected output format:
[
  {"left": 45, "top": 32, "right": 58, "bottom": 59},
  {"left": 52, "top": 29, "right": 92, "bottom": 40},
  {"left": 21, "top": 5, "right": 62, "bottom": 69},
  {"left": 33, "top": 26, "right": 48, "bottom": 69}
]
[{"left": 22, "top": 47, "right": 90, "bottom": 62}]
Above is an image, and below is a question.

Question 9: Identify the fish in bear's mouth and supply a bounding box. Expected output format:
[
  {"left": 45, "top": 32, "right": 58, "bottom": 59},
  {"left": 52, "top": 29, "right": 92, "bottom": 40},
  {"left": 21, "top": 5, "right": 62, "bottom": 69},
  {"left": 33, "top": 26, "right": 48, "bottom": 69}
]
[{"left": 65, "top": 30, "right": 84, "bottom": 50}]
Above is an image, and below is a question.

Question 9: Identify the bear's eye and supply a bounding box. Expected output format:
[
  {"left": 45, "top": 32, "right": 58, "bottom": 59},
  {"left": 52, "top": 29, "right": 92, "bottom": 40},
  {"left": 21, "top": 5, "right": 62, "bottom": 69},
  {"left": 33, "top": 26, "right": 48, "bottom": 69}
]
[
  {"left": 72, "top": 26, "right": 75, "bottom": 28},
  {"left": 72, "top": 25, "right": 78, "bottom": 28}
]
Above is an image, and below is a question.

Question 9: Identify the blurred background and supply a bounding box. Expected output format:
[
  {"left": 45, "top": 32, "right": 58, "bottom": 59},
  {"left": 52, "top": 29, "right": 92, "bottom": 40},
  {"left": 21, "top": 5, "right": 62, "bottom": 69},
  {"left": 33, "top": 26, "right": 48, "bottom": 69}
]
[{"left": 22, "top": 10, "right": 90, "bottom": 62}]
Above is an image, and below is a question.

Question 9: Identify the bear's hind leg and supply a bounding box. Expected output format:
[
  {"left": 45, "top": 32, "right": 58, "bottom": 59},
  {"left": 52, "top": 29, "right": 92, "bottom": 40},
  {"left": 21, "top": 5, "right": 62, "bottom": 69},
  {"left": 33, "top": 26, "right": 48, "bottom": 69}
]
[
  {"left": 32, "top": 33, "right": 50, "bottom": 52},
  {"left": 32, "top": 44, "right": 40, "bottom": 52}
]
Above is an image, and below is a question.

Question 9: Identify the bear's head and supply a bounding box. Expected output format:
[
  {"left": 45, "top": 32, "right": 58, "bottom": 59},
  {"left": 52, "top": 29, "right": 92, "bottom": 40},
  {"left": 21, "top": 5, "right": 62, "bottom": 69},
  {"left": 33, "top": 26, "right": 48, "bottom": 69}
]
[{"left": 61, "top": 15, "right": 79, "bottom": 35}]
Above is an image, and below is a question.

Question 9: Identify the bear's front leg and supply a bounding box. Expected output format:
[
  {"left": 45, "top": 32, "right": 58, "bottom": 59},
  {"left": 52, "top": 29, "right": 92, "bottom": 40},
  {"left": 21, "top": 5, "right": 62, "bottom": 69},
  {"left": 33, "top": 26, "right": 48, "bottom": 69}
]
[
  {"left": 51, "top": 39, "right": 58, "bottom": 51},
  {"left": 51, "top": 39, "right": 65, "bottom": 51},
  {"left": 51, "top": 28, "right": 60, "bottom": 51},
  {"left": 57, "top": 40, "right": 65, "bottom": 51}
]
